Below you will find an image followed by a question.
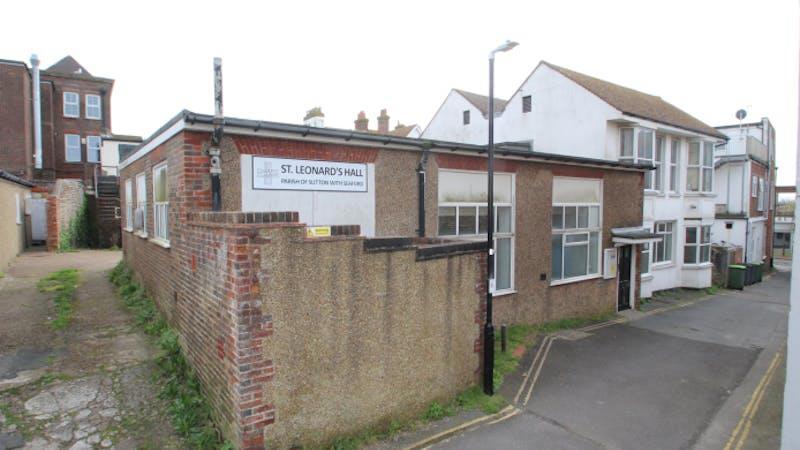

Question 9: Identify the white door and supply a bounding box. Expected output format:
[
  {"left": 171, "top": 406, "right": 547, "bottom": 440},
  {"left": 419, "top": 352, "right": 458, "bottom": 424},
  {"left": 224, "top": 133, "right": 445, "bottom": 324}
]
[{"left": 27, "top": 198, "right": 47, "bottom": 242}]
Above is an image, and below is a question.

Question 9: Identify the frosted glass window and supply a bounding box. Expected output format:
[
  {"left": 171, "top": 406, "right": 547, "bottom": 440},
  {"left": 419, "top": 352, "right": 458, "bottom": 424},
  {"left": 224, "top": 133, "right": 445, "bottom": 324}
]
[
  {"left": 438, "top": 170, "right": 513, "bottom": 203},
  {"left": 552, "top": 178, "right": 601, "bottom": 204}
]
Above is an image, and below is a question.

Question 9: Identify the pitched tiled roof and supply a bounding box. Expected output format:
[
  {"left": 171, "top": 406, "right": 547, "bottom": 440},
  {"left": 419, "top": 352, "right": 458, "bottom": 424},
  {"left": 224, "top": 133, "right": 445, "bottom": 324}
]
[
  {"left": 389, "top": 124, "right": 418, "bottom": 137},
  {"left": 46, "top": 55, "right": 92, "bottom": 76},
  {"left": 453, "top": 89, "right": 508, "bottom": 118},
  {"left": 542, "top": 62, "right": 726, "bottom": 139}
]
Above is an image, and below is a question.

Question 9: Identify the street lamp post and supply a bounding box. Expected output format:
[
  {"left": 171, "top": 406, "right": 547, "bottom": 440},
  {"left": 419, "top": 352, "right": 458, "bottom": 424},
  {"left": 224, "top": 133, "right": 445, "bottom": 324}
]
[{"left": 484, "top": 40, "right": 518, "bottom": 396}]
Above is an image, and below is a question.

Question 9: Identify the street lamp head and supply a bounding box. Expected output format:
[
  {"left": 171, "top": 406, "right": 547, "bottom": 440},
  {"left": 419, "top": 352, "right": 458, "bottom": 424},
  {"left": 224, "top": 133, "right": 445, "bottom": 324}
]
[{"left": 491, "top": 40, "right": 519, "bottom": 56}]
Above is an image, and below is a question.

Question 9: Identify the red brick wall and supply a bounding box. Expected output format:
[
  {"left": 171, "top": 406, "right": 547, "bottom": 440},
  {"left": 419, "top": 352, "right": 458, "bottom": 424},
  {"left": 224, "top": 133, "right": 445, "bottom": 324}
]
[
  {"left": 39, "top": 72, "right": 113, "bottom": 182},
  {"left": 0, "top": 62, "right": 33, "bottom": 179}
]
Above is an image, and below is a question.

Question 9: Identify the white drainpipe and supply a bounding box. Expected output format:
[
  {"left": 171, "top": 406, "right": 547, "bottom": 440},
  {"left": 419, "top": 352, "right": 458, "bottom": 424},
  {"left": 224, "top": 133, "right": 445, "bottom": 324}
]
[{"left": 31, "top": 54, "right": 42, "bottom": 170}]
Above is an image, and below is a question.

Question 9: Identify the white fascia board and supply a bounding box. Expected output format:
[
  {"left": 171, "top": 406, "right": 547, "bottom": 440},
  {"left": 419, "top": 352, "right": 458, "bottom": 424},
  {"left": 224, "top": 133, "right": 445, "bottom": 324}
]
[
  {"left": 119, "top": 119, "right": 186, "bottom": 171},
  {"left": 621, "top": 114, "right": 723, "bottom": 141}
]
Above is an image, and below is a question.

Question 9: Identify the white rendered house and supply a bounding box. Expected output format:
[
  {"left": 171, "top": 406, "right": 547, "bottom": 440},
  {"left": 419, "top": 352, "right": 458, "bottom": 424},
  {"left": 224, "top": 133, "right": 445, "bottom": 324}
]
[
  {"left": 712, "top": 118, "right": 776, "bottom": 265},
  {"left": 423, "top": 61, "right": 727, "bottom": 297}
]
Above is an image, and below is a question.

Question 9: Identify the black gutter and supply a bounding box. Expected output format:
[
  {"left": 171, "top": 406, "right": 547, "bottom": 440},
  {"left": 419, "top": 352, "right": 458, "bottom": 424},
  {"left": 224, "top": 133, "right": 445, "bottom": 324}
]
[
  {"left": 181, "top": 111, "right": 654, "bottom": 171},
  {"left": 0, "top": 170, "right": 35, "bottom": 188},
  {"left": 124, "top": 109, "right": 655, "bottom": 172}
]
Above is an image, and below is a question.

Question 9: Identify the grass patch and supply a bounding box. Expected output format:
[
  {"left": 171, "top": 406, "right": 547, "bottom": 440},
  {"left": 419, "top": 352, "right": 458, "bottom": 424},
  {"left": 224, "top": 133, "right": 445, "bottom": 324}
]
[
  {"left": 37, "top": 269, "right": 80, "bottom": 329},
  {"left": 0, "top": 403, "right": 23, "bottom": 429},
  {"left": 109, "top": 262, "right": 231, "bottom": 450}
]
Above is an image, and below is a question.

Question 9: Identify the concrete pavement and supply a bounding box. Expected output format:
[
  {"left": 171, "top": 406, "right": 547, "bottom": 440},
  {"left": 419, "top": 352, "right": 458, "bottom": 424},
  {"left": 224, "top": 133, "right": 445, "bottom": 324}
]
[{"left": 434, "top": 272, "right": 789, "bottom": 450}]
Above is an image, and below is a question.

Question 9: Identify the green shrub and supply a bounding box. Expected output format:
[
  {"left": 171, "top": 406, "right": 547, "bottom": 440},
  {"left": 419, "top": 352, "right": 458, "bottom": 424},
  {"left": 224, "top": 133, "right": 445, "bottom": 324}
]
[
  {"left": 109, "top": 261, "right": 228, "bottom": 449},
  {"left": 58, "top": 194, "right": 98, "bottom": 251}
]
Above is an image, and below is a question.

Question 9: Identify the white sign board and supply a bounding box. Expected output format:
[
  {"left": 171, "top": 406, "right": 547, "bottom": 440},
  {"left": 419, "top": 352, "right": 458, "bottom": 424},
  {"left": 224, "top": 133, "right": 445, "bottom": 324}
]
[
  {"left": 252, "top": 156, "right": 368, "bottom": 192},
  {"left": 603, "top": 248, "right": 618, "bottom": 279}
]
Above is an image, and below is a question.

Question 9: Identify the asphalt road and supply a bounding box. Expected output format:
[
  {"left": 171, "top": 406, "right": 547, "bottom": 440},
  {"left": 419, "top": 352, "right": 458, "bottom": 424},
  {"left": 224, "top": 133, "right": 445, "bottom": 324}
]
[{"left": 435, "top": 271, "right": 789, "bottom": 450}]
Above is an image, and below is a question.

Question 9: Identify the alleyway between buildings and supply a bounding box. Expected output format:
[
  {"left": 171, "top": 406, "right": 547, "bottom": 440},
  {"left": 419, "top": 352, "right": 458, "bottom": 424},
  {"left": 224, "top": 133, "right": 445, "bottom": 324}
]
[
  {"left": 432, "top": 270, "right": 789, "bottom": 450},
  {"left": 0, "top": 250, "right": 181, "bottom": 450}
]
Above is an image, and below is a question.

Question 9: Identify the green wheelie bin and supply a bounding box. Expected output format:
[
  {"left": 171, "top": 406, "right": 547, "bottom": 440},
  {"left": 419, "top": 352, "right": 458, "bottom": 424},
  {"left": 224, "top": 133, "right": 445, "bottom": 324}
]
[{"left": 728, "top": 265, "right": 746, "bottom": 290}]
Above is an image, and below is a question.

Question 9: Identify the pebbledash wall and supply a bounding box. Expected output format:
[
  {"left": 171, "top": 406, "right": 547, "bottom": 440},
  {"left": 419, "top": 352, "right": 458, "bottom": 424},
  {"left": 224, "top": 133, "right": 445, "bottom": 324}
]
[{"left": 119, "top": 115, "right": 647, "bottom": 448}]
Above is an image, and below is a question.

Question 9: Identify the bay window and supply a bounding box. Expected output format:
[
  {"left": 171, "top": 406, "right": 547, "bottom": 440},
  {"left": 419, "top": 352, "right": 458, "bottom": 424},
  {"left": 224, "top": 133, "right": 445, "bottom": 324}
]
[
  {"left": 153, "top": 162, "right": 169, "bottom": 242},
  {"left": 437, "top": 170, "right": 514, "bottom": 292},
  {"left": 684, "top": 225, "right": 711, "bottom": 264},
  {"left": 619, "top": 127, "right": 656, "bottom": 189},
  {"left": 687, "top": 141, "right": 714, "bottom": 193},
  {"left": 551, "top": 177, "right": 602, "bottom": 284},
  {"left": 669, "top": 138, "right": 680, "bottom": 192},
  {"left": 653, "top": 221, "right": 674, "bottom": 264},
  {"left": 654, "top": 135, "right": 665, "bottom": 191}
]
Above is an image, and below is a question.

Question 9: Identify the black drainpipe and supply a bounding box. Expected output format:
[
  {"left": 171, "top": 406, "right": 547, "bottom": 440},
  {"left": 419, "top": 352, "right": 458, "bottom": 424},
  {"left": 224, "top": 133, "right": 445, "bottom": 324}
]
[{"left": 416, "top": 147, "right": 430, "bottom": 237}]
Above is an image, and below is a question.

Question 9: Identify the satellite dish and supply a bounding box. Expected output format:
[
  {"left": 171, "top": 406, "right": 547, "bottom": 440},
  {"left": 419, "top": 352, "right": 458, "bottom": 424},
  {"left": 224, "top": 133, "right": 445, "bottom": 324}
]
[{"left": 736, "top": 109, "right": 747, "bottom": 121}]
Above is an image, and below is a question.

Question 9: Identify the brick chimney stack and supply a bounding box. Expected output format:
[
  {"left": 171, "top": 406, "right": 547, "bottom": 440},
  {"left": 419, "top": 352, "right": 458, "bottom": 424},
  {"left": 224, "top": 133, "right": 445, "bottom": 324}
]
[
  {"left": 377, "top": 109, "right": 390, "bottom": 134},
  {"left": 355, "top": 111, "right": 369, "bottom": 131}
]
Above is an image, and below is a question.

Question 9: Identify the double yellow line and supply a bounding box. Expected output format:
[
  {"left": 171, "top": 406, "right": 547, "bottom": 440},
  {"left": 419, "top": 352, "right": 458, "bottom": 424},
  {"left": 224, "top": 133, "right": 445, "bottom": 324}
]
[{"left": 724, "top": 350, "right": 784, "bottom": 450}]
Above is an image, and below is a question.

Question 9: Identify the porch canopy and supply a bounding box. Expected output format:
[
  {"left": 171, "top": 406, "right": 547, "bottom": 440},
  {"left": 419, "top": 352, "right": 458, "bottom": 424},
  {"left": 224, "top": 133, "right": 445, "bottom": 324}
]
[{"left": 611, "top": 227, "right": 662, "bottom": 245}]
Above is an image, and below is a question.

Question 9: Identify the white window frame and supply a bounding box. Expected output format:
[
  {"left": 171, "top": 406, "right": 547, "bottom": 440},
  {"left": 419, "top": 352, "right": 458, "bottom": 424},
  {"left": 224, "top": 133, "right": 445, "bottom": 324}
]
[
  {"left": 669, "top": 138, "right": 680, "bottom": 193},
  {"left": 463, "top": 110, "right": 470, "bottom": 125},
  {"left": 152, "top": 162, "right": 169, "bottom": 243},
  {"left": 65, "top": 134, "right": 81, "bottom": 162},
  {"left": 85, "top": 94, "right": 102, "bottom": 120},
  {"left": 124, "top": 179, "right": 133, "bottom": 231},
  {"left": 86, "top": 136, "right": 101, "bottom": 163},
  {"left": 438, "top": 202, "right": 515, "bottom": 293},
  {"left": 551, "top": 180, "right": 603, "bottom": 286},
  {"left": 653, "top": 221, "right": 674, "bottom": 265},
  {"left": 63, "top": 92, "right": 79, "bottom": 118},
  {"left": 751, "top": 175, "right": 758, "bottom": 198},
  {"left": 654, "top": 135, "right": 665, "bottom": 192},
  {"left": 684, "top": 224, "right": 711, "bottom": 265},
  {"left": 687, "top": 141, "right": 714, "bottom": 193},
  {"left": 135, "top": 172, "right": 147, "bottom": 237},
  {"left": 757, "top": 177, "right": 765, "bottom": 211},
  {"left": 619, "top": 127, "right": 656, "bottom": 190}
]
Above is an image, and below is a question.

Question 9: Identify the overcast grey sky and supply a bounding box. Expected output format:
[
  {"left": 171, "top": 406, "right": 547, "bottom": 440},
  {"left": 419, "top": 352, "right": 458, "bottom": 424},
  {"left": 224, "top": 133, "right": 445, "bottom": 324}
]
[{"left": 3, "top": 0, "right": 797, "bottom": 183}]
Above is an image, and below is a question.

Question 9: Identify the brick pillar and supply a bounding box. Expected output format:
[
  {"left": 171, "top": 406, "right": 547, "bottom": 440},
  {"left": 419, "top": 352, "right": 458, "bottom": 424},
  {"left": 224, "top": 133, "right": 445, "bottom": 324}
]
[
  {"left": 46, "top": 194, "right": 58, "bottom": 251},
  {"left": 226, "top": 229, "right": 275, "bottom": 449}
]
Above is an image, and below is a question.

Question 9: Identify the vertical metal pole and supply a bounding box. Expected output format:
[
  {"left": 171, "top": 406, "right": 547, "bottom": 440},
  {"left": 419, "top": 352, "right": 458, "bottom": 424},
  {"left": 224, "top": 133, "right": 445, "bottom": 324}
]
[
  {"left": 501, "top": 325, "right": 507, "bottom": 353},
  {"left": 483, "top": 55, "right": 496, "bottom": 396},
  {"left": 31, "top": 54, "right": 42, "bottom": 170},
  {"left": 210, "top": 57, "right": 223, "bottom": 211}
]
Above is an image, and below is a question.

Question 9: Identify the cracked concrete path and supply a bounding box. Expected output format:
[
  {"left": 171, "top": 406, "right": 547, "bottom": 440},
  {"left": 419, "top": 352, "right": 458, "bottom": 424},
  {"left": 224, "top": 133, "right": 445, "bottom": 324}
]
[{"left": 0, "top": 250, "right": 182, "bottom": 450}]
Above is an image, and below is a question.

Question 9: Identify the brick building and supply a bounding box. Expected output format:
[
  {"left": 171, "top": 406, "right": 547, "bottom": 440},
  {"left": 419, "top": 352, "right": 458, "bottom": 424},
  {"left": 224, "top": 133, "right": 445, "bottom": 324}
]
[
  {"left": 0, "top": 55, "right": 114, "bottom": 182},
  {"left": 0, "top": 55, "right": 130, "bottom": 249},
  {"left": 119, "top": 110, "right": 652, "bottom": 448}
]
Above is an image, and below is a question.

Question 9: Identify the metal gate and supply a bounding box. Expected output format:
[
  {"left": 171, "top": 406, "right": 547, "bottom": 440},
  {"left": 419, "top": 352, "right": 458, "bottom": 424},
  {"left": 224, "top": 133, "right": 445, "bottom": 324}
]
[{"left": 27, "top": 197, "right": 47, "bottom": 242}]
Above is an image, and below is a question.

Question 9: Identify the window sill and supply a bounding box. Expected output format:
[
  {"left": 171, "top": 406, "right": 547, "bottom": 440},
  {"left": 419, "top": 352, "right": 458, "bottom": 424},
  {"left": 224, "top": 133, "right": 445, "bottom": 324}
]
[
  {"left": 550, "top": 274, "right": 601, "bottom": 287},
  {"left": 644, "top": 190, "right": 665, "bottom": 197},
  {"left": 135, "top": 232, "right": 148, "bottom": 239},
  {"left": 641, "top": 273, "right": 654, "bottom": 281},
  {"left": 667, "top": 192, "right": 681, "bottom": 198},
  {"left": 148, "top": 238, "right": 171, "bottom": 249},
  {"left": 492, "top": 289, "right": 517, "bottom": 297},
  {"left": 123, "top": 227, "right": 133, "bottom": 233},
  {"left": 652, "top": 262, "right": 675, "bottom": 271},
  {"left": 682, "top": 262, "right": 713, "bottom": 270},
  {"left": 85, "top": 117, "right": 102, "bottom": 121},
  {"left": 684, "top": 192, "right": 715, "bottom": 198}
]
